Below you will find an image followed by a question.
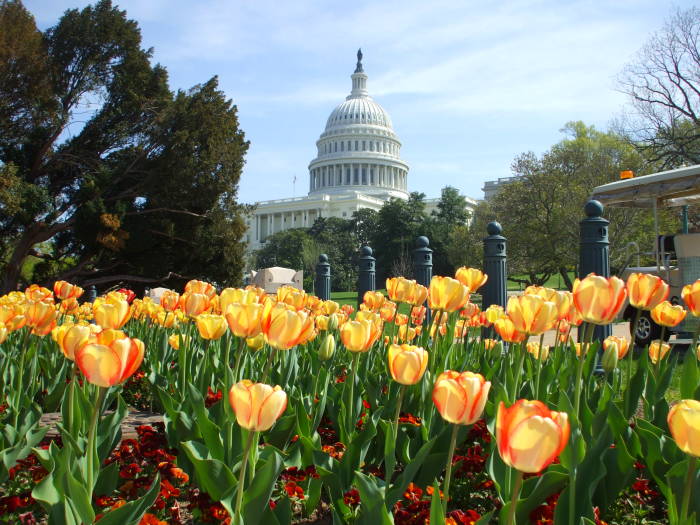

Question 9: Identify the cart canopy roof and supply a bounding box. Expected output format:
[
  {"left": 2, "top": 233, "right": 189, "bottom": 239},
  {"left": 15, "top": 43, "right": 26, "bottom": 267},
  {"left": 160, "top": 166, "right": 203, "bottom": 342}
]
[{"left": 591, "top": 164, "right": 700, "bottom": 208}]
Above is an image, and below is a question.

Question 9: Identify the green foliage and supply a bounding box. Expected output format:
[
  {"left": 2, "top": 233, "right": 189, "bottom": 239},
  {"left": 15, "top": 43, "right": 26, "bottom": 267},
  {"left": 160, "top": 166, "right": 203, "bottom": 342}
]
[{"left": 0, "top": 0, "right": 249, "bottom": 293}]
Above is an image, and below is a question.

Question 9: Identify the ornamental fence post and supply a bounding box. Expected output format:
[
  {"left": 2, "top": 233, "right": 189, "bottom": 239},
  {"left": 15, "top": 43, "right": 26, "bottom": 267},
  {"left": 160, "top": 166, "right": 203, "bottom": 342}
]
[
  {"left": 579, "top": 200, "right": 611, "bottom": 363},
  {"left": 357, "top": 246, "right": 376, "bottom": 306},
  {"left": 482, "top": 222, "right": 507, "bottom": 310},
  {"left": 315, "top": 254, "right": 331, "bottom": 301},
  {"left": 413, "top": 236, "right": 433, "bottom": 323}
]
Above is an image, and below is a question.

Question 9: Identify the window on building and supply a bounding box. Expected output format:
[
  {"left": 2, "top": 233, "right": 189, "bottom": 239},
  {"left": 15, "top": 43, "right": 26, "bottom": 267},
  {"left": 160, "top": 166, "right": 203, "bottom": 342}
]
[
  {"left": 361, "top": 167, "right": 367, "bottom": 185},
  {"left": 341, "top": 142, "right": 344, "bottom": 152},
  {"left": 355, "top": 140, "right": 358, "bottom": 150},
  {"left": 362, "top": 141, "right": 366, "bottom": 150},
  {"left": 353, "top": 168, "right": 359, "bottom": 184}
]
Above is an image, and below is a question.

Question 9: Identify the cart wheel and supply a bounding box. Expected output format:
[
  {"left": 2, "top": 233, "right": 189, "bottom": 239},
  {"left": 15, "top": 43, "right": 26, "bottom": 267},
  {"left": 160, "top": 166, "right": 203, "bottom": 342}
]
[{"left": 631, "top": 311, "right": 667, "bottom": 349}]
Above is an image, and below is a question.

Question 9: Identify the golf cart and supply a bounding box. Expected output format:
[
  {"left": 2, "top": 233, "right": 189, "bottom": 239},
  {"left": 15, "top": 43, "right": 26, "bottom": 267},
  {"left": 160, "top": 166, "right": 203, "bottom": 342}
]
[{"left": 591, "top": 164, "right": 700, "bottom": 349}]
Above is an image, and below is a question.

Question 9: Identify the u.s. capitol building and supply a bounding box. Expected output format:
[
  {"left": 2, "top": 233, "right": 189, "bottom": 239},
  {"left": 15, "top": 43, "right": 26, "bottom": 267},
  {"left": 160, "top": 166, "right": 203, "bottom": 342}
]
[{"left": 244, "top": 51, "right": 476, "bottom": 251}]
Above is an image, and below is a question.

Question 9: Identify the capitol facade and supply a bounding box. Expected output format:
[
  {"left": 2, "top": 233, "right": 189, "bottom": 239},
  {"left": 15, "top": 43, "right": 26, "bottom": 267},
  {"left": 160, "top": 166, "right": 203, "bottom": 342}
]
[{"left": 244, "top": 51, "right": 476, "bottom": 251}]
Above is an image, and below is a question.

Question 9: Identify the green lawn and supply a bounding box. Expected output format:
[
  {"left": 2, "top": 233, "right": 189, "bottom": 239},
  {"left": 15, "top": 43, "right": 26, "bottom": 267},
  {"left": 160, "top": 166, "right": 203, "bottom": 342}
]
[{"left": 507, "top": 272, "right": 576, "bottom": 291}]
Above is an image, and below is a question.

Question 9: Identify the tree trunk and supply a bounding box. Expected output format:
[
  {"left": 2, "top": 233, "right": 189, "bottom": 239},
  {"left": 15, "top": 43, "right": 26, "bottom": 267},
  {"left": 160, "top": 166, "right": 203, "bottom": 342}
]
[{"left": 559, "top": 267, "right": 574, "bottom": 291}]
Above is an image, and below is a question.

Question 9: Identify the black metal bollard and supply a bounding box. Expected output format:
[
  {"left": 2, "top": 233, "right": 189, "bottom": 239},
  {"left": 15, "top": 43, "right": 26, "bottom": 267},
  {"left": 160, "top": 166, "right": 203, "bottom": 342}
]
[
  {"left": 315, "top": 253, "right": 331, "bottom": 301},
  {"left": 580, "top": 200, "right": 612, "bottom": 367},
  {"left": 84, "top": 285, "right": 97, "bottom": 304},
  {"left": 482, "top": 222, "right": 507, "bottom": 310},
  {"left": 357, "top": 246, "right": 376, "bottom": 306},
  {"left": 413, "top": 236, "right": 433, "bottom": 323}
]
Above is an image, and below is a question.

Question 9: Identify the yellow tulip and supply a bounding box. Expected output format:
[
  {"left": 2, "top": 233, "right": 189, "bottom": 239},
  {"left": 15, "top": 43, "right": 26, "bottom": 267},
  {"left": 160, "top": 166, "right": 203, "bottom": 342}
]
[
  {"left": 277, "top": 285, "right": 307, "bottom": 310},
  {"left": 93, "top": 292, "right": 131, "bottom": 329},
  {"left": 667, "top": 399, "right": 700, "bottom": 457},
  {"left": 493, "top": 317, "right": 526, "bottom": 343},
  {"left": 572, "top": 274, "right": 627, "bottom": 325},
  {"left": 319, "top": 334, "right": 335, "bottom": 360},
  {"left": 160, "top": 290, "right": 180, "bottom": 312},
  {"left": 363, "top": 290, "right": 385, "bottom": 311},
  {"left": 53, "top": 323, "right": 92, "bottom": 360},
  {"left": 185, "top": 279, "right": 217, "bottom": 298},
  {"left": 196, "top": 314, "right": 227, "bottom": 340},
  {"left": 179, "top": 292, "right": 211, "bottom": 317},
  {"left": 626, "top": 273, "right": 669, "bottom": 310},
  {"left": 525, "top": 286, "right": 572, "bottom": 321},
  {"left": 506, "top": 295, "right": 558, "bottom": 335},
  {"left": 428, "top": 276, "right": 470, "bottom": 312},
  {"left": 455, "top": 267, "right": 488, "bottom": 292},
  {"left": 340, "top": 319, "right": 381, "bottom": 352},
  {"left": 53, "top": 281, "right": 84, "bottom": 301},
  {"left": 168, "top": 333, "right": 190, "bottom": 350},
  {"left": 650, "top": 301, "right": 687, "bottom": 327},
  {"left": 25, "top": 284, "right": 54, "bottom": 303},
  {"left": 432, "top": 371, "right": 490, "bottom": 425},
  {"left": 321, "top": 300, "right": 340, "bottom": 315},
  {"left": 388, "top": 344, "right": 428, "bottom": 385},
  {"left": 228, "top": 380, "right": 287, "bottom": 431},
  {"left": 75, "top": 336, "right": 144, "bottom": 388},
  {"left": 225, "top": 302, "right": 263, "bottom": 338},
  {"left": 526, "top": 342, "right": 549, "bottom": 361},
  {"left": 25, "top": 300, "right": 58, "bottom": 336}
]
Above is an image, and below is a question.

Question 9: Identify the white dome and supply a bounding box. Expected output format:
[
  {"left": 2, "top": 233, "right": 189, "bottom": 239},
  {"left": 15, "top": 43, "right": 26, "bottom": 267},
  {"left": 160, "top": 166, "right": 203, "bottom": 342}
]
[
  {"left": 308, "top": 50, "right": 409, "bottom": 200},
  {"left": 325, "top": 97, "right": 393, "bottom": 131}
]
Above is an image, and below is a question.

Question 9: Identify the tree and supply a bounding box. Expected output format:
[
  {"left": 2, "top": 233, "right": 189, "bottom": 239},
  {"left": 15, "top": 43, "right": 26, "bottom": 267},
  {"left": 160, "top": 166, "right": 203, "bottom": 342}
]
[
  {"left": 350, "top": 208, "right": 379, "bottom": 247},
  {"left": 427, "top": 186, "right": 471, "bottom": 276},
  {"left": 446, "top": 200, "right": 494, "bottom": 271},
  {"left": 491, "top": 122, "right": 674, "bottom": 288},
  {"left": 0, "top": 1, "right": 249, "bottom": 293},
  {"left": 371, "top": 192, "right": 427, "bottom": 282},
  {"left": 617, "top": 6, "right": 700, "bottom": 167}
]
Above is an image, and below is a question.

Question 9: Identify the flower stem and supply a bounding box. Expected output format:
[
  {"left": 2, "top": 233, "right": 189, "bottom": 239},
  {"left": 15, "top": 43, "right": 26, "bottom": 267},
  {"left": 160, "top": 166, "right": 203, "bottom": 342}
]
[
  {"left": 261, "top": 347, "right": 277, "bottom": 384},
  {"left": 626, "top": 308, "right": 642, "bottom": 399},
  {"left": 235, "top": 430, "right": 256, "bottom": 522},
  {"left": 680, "top": 456, "right": 696, "bottom": 523},
  {"left": 67, "top": 363, "right": 77, "bottom": 433},
  {"left": 511, "top": 339, "right": 528, "bottom": 403},
  {"left": 507, "top": 470, "right": 523, "bottom": 525},
  {"left": 534, "top": 333, "right": 544, "bottom": 398},
  {"left": 347, "top": 352, "right": 360, "bottom": 437},
  {"left": 443, "top": 423, "right": 460, "bottom": 505},
  {"left": 86, "top": 386, "right": 107, "bottom": 498}
]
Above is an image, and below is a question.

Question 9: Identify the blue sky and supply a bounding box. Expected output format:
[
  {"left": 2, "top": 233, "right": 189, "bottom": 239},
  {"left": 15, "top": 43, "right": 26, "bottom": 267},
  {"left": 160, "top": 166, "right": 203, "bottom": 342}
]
[{"left": 25, "top": 0, "right": 695, "bottom": 204}]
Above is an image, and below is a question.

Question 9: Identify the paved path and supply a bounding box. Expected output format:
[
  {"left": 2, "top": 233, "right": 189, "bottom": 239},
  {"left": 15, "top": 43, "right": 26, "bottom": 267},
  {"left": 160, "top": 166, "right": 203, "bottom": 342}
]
[
  {"left": 40, "top": 410, "right": 163, "bottom": 439},
  {"left": 540, "top": 322, "right": 629, "bottom": 346}
]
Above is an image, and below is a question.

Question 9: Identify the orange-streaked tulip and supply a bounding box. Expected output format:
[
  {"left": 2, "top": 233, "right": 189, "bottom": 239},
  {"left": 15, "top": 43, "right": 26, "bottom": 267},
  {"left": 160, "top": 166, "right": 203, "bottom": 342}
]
[
  {"left": 52, "top": 323, "right": 92, "bottom": 360},
  {"left": 603, "top": 335, "right": 630, "bottom": 359},
  {"left": 25, "top": 284, "right": 54, "bottom": 303},
  {"left": 363, "top": 290, "right": 385, "bottom": 311},
  {"left": 411, "top": 305, "right": 427, "bottom": 325},
  {"left": 219, "top": 288, "right": 261, "bottom": 314},
  {"left": 494, "top": 317, "right": 527, "bottom": 343},
  {"left": 428, "top": 276, "right": 470, "bottom": 312},
  {"left": 460, "top": 302, "right": 480, "bottom": 318},
  {"left": 25, "top": 300, "right": 58, "bottom": 335},
  {"left": 650, "top": 301, "right": 687, "bottom": 327},
  {"left": 667, "top": 400, "right": 700, "bottom": 457},
  {"left": 160, "top": 290, "right": 180, "bottom": 312},
  {"left": 340, "top": 319, "right": 382, "bottom": 352},
  {"left": 572, "top": 274, "right": 627, "bottom": 325},
  {"left": 386, "top": 277, "right": 416, "bottom": 303},
  {"left": 93, "top": 292, "right": 131, "bottom": 329},
  {"left": 627, "top": 273, "right": 669, "bottom": 310},
  {"left": 75, "top": 336, "right": 144, "bottom": 388},
  {"left": 455, "top": 267, "right": 488, "bottom": 292},
  {"left": 261, "top": 302, "right": 315, "bottom": 350},
  {"left": 0, "top": 324, "right": 7, "bottom": 344},
  {"left": 565, "top": 305, "right": 583, "bottom": 327},
  {"left": 649, "top": 341, "right": 671, "bottom": 364},
  {"left": 0, "top": 303, "right": 26, "bottom": 331},
  {"left": 196, "top": 314, "right": 228, "bottom": 340},
  {"left": 484, "top": 338, "right": 498, "bottom": 350},
  {"left": 226, "top": 303, "right": 263, "bottom": 338},
  {"left": 398, "top": 325, "right": 419, "bottom": 342},
  {"left": 432, "top": 371, "right": 490, "bottom": 425},
  {"left": 246, "top": 333, "right": 265, "bottom": 351},
  {"left": 388, "top": 344, "right": 428, "bottom": 385},
  {"left": 379, "top": 301, "right": 397, "bottom": 322},
  {"left": 185, "top": 279, "right": 216, "bottom": 299},
  {"left": 526, "top": 342, "right": 549, "bottom": 361},
  {"left": 496, "top": 400, "right": 570, "bottom": 473},
  {"left": 395, "top": 313, "right": 408, "bottom": 326},
  {"left": 179, "top": 292, "right": 211, "bottom": 317},
  {"left": 53, "top": 281, "right": 84, "bottom": 301},
  {"left": 59, "top": 297, "right": 80, "bottom": 315},
  {"left": 484, "top": 304, "right": 507, "bottom": 324},
  {"left": 276, "top": 285, "right": 307, "bottom": 310},
  {"left": 525, "top": 286, "right": 572, "bottom": 321},
  {"left": 407, "top": 284, "right": 429, "bottom": 307},
  {"left": 506, "top": 295, "right": 557, "bottom": 335},
  {"left": 682, "top": 280, "right": 700, "bottom": 317},
  {"left": 228, "top": 380, "right": 287, "bottom": 431}
]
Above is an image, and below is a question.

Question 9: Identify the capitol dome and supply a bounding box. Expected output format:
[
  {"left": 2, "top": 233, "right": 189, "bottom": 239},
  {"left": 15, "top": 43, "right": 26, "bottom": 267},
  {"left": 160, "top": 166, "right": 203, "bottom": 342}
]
[{"left": 308, "top": 50, "right": 409, "bottom": 199}]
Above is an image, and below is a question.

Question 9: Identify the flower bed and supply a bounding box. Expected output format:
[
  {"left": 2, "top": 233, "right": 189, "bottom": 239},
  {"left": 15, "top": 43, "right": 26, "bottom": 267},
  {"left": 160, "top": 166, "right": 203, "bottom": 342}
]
[{"left": 0, "top": 272, "right": 698, "bottom": 524}]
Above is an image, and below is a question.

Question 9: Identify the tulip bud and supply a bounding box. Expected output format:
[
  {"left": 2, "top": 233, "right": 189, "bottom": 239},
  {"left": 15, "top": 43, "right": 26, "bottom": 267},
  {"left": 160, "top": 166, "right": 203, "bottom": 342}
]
[
  {"left": 319, "top": 334, "right": 336, "bottom": 361},
  {"left": 328, "top": 313, "right": 339, "bottom": 331},
  {"left": 246, "top": 333, "right": 265, "bottom": 351},
  {"left": 601, "top": 342, "right": 619, "bottom": 372},
  {"left": 649, "top": 341, "right": 671, "bottom": 364}
]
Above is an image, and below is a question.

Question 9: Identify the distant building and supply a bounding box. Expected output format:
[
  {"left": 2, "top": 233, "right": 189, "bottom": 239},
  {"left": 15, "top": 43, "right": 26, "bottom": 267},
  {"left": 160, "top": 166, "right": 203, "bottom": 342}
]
[
  {"left": 482, "top": 176, "right": 518, "bottom": 200},
  {"left": 243, "top": 50, "right": 476, "bottom": 250}
]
